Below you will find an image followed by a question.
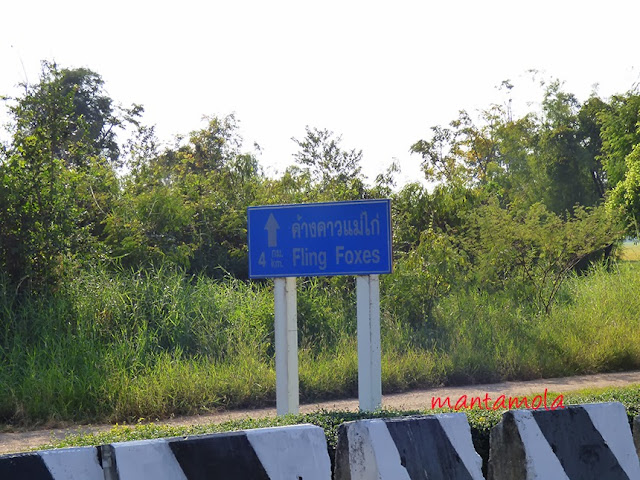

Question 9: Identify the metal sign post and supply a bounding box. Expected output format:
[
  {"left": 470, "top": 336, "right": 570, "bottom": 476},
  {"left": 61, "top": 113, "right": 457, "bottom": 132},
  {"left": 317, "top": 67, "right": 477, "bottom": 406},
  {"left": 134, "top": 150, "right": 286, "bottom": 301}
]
[
  {"left": 248, "top": 200, "right": 392, "bottom": 414},
  {"left": 274, "top": 277, "right": 298, "bottom": 415},
  {"left": 357, "top": 274, "right": 382, "bottom": 411}
]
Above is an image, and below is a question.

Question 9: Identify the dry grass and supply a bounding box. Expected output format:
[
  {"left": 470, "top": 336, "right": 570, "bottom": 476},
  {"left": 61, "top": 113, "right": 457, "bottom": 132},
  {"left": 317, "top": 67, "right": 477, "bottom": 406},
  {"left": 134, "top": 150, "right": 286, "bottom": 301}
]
[{"left": 620, "top": 242, "right": 640, "bottom": 261}]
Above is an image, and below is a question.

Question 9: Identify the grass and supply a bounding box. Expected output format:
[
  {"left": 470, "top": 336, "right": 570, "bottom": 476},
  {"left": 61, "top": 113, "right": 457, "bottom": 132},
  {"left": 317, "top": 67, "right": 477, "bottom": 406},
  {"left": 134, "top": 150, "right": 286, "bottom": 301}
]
[
  {"left": 2, "top": 261, "right": 640, "bottom": 427},
  {"left": 620, "top": 241, "right": 640, "bottom": 261}
]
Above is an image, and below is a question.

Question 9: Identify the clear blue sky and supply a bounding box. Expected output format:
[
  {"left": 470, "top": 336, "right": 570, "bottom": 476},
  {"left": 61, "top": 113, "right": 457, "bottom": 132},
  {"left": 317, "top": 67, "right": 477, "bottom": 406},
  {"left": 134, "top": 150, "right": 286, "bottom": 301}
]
[{"left": 1, "top": 0, "right": 638, "bottom": 185}]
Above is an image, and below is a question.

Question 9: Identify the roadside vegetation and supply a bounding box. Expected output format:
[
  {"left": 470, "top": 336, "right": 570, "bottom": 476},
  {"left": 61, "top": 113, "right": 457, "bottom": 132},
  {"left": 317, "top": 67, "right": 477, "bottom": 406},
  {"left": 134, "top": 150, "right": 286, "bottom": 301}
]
[
  {"left": 39, "top": 383, "right": 640, "bottom": 475},
  {"left": 2, "top": 259, "right": 639, "bottom": 425},
  {"left": 2, "top": 62, "right": 640, "bottom": 426}
]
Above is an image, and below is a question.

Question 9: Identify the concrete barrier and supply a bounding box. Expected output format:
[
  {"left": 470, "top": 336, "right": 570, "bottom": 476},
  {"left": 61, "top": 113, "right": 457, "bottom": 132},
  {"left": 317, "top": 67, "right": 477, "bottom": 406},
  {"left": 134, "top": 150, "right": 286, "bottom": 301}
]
[
  {"left": 488, "top": 402, "right": 640, "bottom": 480},
  {"left": 3, "top": 405, "right": 639, "bottom": 479},
  {"left": 634, "top": 415, "right": 640, "bottom": 460},
  {"left": 0, "top": 446, "right": 103, "bottom": 480},
  {"left": 100, "top": 423, "right": 331, "bottom": 480},
  {"left": 334, "top": 413, "right": 484, "bottom": 480}
]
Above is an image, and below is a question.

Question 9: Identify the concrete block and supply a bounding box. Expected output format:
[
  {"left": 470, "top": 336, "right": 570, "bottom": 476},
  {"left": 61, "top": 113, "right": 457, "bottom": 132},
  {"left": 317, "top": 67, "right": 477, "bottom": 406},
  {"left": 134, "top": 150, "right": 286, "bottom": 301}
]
[
  {"left": 334, "top": 413, "right": 484, "bottom": 480},
  {"left": 634, "top": 415, "right": 640, "bottom": 460},
  {"left": 101, "top": 423, "right": 331, "bottom": 480},
  {"left": 0, "top": 446, "right": 103, "bottom": 480},
  {"left": 488, "top": 402, "right": 640, "bottom": 480}
]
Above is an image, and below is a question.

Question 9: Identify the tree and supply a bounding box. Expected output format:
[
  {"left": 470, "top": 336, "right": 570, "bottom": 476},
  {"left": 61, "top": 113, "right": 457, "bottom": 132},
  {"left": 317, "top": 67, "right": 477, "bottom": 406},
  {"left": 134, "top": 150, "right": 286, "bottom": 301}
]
[
  {"left": 411, "top": 80, "right": 607, "bottom": 214},
  {"left": 577, "top": 96, "right": 609, "bottom": 198},
  {"left": 8, "top": 62, "right": 140, "bottom": 169},
  {"left": 0, "top": 62, "right": 132, "bottom": 292},
  {"left": 410, "top": 115, "right": 474, "bottom": 186},
  {"left": 598, "top": 93, "right": 640, "bottom": 187},
  {"left": 533, "top": 81, "right": 602, "bottom": 213},
  {"left": 291, "top": 126, "right": 366, "bottom": 198},
  {"left": 598, "top": 92, "right": 640, "bottom": 237},
  {"left": 460, "top": 200, "right": 620, "bottom": 313},
  {"left": 606, "top": 143, "right": 640, "bottom": 238},
  {"left": 106, "top": 114, "right": 263, "bottom": 278}
]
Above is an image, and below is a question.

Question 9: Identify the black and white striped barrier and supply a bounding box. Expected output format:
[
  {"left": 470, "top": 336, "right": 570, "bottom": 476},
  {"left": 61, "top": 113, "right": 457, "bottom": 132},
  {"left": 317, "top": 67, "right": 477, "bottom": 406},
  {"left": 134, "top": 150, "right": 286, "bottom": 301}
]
[
  {"left": 0, "top": 446, "right": 103, "bottom": 480},
  {"left": 488, "top": 402, "right": 640, "bottom": 480},
  {"left": 634, "top": 415, "right": 640, "bottom": 461},
  {"left": 100, "top": 423, "right": 331, "bottom": 480},
  {"left": 334, "top": 414, "right": 484, "bottom": 480}
]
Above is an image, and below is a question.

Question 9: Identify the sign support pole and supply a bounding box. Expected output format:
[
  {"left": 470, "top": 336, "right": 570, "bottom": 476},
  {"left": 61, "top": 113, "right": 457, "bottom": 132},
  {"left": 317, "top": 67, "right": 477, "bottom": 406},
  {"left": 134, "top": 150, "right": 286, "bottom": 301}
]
[
  {"left": 274, "top": 276, "right": 299, "bottom": 415},
  {"left": 357, "top": 274, "right": 382, "bottom": 411}
]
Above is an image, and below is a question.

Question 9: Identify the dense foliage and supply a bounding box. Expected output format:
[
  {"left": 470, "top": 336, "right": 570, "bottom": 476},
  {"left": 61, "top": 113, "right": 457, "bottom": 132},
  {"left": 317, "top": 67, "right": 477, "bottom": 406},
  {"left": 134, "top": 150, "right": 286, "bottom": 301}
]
[
  {"left": 1, "top": 61, "right": 640, "bottom": 425},
  {"left": 2, "top": 63, "right": 637, "bottom": 291}
]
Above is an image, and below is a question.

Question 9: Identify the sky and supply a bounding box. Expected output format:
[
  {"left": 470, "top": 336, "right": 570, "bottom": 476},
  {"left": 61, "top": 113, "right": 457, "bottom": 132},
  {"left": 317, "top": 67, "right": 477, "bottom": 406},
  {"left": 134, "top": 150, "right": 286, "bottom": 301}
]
[{"left": 1, "top": 0, "right": 639, "bottom": 185}]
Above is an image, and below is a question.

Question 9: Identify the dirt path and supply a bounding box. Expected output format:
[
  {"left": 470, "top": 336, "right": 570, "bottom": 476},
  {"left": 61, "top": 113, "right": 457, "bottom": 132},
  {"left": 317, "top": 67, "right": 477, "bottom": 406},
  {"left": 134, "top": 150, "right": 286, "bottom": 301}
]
[{"left": 2, "top": 370, "right": 640, "bottom": 455}]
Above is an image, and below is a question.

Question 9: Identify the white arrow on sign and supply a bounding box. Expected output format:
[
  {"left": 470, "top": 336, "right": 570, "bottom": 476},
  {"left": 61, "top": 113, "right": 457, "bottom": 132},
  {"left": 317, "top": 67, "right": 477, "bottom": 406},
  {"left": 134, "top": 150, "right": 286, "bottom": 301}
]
[{"left": 265, "top": 213, "right": 280, "bottom": 247}]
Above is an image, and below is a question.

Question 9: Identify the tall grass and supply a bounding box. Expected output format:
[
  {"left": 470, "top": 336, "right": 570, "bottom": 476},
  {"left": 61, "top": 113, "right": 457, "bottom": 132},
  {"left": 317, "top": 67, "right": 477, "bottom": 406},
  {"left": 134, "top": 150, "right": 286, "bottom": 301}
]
[
  {"left": 429, "top": 261, "right": 640, "bottom": 383},
  {"left": 1, "top": 261, "right": 640, "bottom": 426},
  {"left": 0, "top": 267, "right": 276, "bottom": 424}
]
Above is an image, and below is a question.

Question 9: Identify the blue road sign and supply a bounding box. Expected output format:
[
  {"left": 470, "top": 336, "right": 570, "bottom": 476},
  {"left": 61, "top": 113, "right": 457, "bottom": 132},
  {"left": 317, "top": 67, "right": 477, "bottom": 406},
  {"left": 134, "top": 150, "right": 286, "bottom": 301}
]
[{"left": 248, "top": 199, "right": 392, "bottom": 278}]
